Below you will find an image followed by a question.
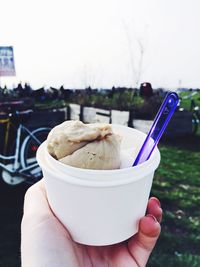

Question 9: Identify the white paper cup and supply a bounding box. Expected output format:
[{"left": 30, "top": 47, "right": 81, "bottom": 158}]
[{"left": 36, "top": 125, "right": 160, "bottom": 246}]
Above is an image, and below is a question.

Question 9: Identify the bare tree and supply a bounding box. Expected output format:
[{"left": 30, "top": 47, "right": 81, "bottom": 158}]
[{"left": 122, "top": 20, "right": 147, "bottom": 88}]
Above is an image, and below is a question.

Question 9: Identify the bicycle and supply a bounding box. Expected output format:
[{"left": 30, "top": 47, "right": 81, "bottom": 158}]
[{"left": 0, "top": 108, "right": 51, "bottom": 185}]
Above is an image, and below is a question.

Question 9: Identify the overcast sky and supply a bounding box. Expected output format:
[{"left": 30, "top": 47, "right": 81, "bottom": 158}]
[{"left": 0, "top": 0, "right": 200, "bottom": 89}]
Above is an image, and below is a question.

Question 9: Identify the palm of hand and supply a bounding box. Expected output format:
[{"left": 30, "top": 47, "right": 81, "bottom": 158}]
[
  {"left": 25, "top": 215, "right": 147, "bottom": 267},
  {"left": 47, "top": 217, "right": 141, "bottom": 267}
]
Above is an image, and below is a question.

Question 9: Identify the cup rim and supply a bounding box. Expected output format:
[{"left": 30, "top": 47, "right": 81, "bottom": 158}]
[{"left": 37, "top": 126, "right": 161, "bottom": 187}]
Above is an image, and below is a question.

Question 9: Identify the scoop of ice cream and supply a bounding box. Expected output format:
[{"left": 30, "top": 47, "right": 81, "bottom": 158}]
[
  {"left": 47, "top": 120, "right": 112, "bottom": 159},
  {"left": 59, "top": 133, "right": 121, "bottom": 170},
  {"left": 47, "top": 120, "right": 121, "bottom": 169}
]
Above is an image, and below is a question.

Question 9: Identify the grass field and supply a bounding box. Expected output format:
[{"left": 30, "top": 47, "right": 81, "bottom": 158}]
[
  {"left": 0, "top": 134, "right": 199, "bottom": 267},
  {"left": 179, "top": 91, "right": 200, "bottom": 111}
]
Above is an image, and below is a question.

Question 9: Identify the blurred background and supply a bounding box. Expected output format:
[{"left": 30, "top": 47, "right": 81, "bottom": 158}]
[{"left": 0, "top": 0, "right": 199, "bottom": 266}]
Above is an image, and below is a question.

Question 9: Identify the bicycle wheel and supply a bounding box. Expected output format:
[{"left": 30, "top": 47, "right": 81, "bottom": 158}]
[{"left": 20, "top": 127, "right": 51, "bottom": 184}]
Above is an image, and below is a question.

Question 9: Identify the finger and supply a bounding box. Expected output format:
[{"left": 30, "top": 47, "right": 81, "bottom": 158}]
[
  {"left": 22, "top": 179, "right": 72, "bottom": 236},
  {"left": 128, "top": 215, "right": 161, "bottom": 267},
  {"left": 147, "top": 197, "right": 163, "bottom": 223},
  {"left": 21, "top": 181, "right": 74, "bottom": 267},
  {"left": 23, "top": 179, "right": 53, "bottom": 221},
  {"left": 22, "top": 179, "right": 72, "bottom": 234}
]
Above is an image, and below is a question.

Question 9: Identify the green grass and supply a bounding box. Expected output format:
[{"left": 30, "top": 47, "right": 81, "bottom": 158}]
[
  {"left": 179, "top": 91, "right": 200, "bottom": 110},
  {"left": 148, "top": 143, "right": 200, "bottom": 267},
  {"left": 35, "top": 99, "right": 67, "bottom": 109},
  {"left": 34, "top": 92, "right": 145, "bottom": 111}
]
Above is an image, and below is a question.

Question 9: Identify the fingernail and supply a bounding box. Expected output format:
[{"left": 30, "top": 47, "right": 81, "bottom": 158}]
[
  {"left": 146, "top": 214, "right": 158, "bottom": 222},
  {"left": 150, "top": 197, "right": 161, "bottom": 207}
]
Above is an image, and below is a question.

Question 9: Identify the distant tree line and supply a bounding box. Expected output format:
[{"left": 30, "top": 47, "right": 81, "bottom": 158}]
[{"left": 0, "top": 82, "right": 179, "bottom": 119}]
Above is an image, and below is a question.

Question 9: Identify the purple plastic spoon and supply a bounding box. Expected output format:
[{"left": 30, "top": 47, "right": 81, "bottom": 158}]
[{"left": 133, "top": 92, "right": 179, "bottom": 166}]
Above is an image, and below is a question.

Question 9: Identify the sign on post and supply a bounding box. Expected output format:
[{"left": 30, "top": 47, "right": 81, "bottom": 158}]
[{"left": 0, "top": 46, "right": 16, "bottom": 77}]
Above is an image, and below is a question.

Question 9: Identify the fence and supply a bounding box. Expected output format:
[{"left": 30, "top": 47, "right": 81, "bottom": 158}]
[
  {"left": 69, "top": 104, "right": 193, "bottom": 136},
  {"left": 0, "top": 104, "right": 194, "bottom": 153}
]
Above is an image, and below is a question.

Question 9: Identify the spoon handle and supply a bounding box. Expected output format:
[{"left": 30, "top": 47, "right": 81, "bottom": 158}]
[{"left": 133, "top": 92, "right": 179, "bottom": 166}]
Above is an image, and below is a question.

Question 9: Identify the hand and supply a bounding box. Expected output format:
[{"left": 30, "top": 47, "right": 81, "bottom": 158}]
[{"left": 21, "top": 180, "right": 162, "bottom": 267}]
